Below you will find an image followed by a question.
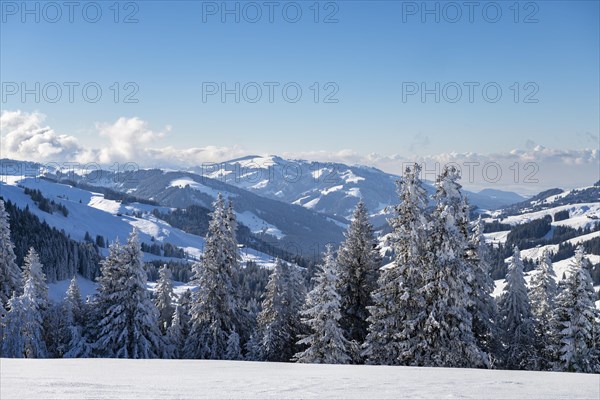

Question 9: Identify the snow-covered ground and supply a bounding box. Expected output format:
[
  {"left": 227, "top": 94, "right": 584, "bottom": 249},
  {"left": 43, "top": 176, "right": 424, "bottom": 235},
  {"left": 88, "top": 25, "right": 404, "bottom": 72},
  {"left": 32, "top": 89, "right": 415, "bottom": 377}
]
[{"left": 1, "top": 359, "right": 598, "bottom": 399}]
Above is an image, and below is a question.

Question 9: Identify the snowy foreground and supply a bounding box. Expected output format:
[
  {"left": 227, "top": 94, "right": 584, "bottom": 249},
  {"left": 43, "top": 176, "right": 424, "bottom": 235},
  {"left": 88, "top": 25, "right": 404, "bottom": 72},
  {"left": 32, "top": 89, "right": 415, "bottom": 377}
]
[{"left": 1, "top": 359, "right": 598, "bottom": 400}]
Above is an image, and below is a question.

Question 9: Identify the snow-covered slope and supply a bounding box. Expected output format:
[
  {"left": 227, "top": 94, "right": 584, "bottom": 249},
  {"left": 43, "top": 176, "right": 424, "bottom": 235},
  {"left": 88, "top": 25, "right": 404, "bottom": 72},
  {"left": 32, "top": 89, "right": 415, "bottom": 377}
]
[
  {"left": 0, "top": 177, "right": 276, "bottom": 268},
  {"left": 42, "top": 165, "right": 347, "bottom": 254},
  {"left": 483, "top": 184, "right": 600, "bottom": 300},
  {"left": 1, "top": 359, "right": 597, "bottom": 400}
]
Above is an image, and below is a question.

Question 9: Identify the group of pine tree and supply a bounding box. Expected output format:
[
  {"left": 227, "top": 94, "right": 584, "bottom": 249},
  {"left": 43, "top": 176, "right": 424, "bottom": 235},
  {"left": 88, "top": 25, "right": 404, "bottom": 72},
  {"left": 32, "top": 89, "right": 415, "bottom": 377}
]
[{"left": 0, "top": 165, "right": 598, "bottom": 373}]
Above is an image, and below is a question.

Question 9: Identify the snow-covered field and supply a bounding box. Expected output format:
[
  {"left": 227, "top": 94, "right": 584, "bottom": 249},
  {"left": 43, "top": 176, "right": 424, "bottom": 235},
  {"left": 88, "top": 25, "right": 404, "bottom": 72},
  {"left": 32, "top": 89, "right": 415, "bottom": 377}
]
[{"left": 1, "top": 359, "right": 598, "bottom": 400}]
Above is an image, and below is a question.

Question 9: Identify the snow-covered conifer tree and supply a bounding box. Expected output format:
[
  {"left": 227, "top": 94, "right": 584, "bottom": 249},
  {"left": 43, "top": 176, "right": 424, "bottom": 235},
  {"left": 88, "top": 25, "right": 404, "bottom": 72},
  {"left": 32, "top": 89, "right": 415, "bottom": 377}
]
[
  {"left": 336, "top": 201, "right": 379, "bottom": 353},
  {"left": 244, "top": 330, "right": 262, "bottom": 361},
  {"left": 552, "top": 246, "right": 599, "bottom": 373},
  {"left": 0, "top": 199, "right": 21, "bottom": 307},
  {"left": 466, "top": 216, "right": 500, "bottom": 366},
  {"left": 21, "top": 248, "right": 48, "bottom": 312},
  {"left": 497, "top": 247, "right": 536, "bottom": 370},
  {"left": 155, "top": 265, "right": 175, "bottom": 334},
  {"left": 418, "top": 166, "right": 486, "bottom": 368},
  {"left": 295, "top": 245, "right": 352, "bottom": 364},
  {"left": 528, "top": 249, "right": 557, "bottom": 370},
  {"left": 256, "top": 258, "right": 305, "bottom": 362},
  {"left": 1, "top": 265, "right": 48, "bottom": 358},
  {"left": 62, "top": 276, "right": 91, "bottom": 358},
  {"left": 167, "top": 305, "right": 187, "bottom": 359},
  {"left": 93, "top": 231, "right": 164, "bottom": 358},
  {"left": 225, "top": 330, "right": 243, "bottom": 360},
  {"left": 184, "top": 194, "right": 241, "bottom": 359},
  {"left": 364, "top": 163, "right": 429, "bottom": 365}
]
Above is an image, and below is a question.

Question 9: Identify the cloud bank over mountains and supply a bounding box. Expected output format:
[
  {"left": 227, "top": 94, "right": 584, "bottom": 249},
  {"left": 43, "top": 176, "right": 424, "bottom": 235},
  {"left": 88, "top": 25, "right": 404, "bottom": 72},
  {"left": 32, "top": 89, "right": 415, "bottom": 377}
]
[{"left": 1, "top": 110, "right": 597, "bottom": 194}]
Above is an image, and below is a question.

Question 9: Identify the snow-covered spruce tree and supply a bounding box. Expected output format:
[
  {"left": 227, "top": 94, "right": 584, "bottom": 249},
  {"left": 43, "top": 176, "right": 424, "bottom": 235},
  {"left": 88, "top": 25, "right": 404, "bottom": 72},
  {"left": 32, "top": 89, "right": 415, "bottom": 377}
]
[
  {"left": 167, "top": 305, "right": 187, "bottom": 359},
  {"left": 363, "top": 163, "right": 429, "bottom": 365},
  {"left": 552, "top": 246, "right": 599, "bottom": 373},
  {"left": 256, "top": 258, "right": 305, "bottom": 362},
  {"left": 497, "top": 247, "right": 536, "bottom": 370},
  {"left": 225, "top": 200, "right": 253, "bottom": 343},
  {"left": 244, "top": 330, "right": 262, "bottom": 361},
  {"left": 528, "top": 249, "right": 557, "bottom": 370},
  {"left": 93, "top": 231, "right": 165, "bottom": 358},
  {"left": 225, "top": 330, "right": 243, "bottom": 360},
  {"left": 295, "top": 245, "right": 352, "bottom": 364},
  {"left": 1, "top": 262, "right": 48, "bottom": 358},
  {"left": 286, "top": 259, "right": 308, "bottom": 352},
  {"left": 466, "top": 216, "right": 500, "bottom": 366},
  {"left": 0, "top": 199, "right": 21, "bottom": 308},
  {"left": 155, "top": 264, "right": 175, "bottom": 334},
  {"left": 419, "top": 166, "right": 486, "bottom": 368},
  {"left": 336, "top": 201, "right": 380, "bottom": 355},
  {"left": 243, "top": 298, "right": 262, "bottom": 361},
  {"left": 21, "top": 248, "right": 48, "bottom": 311},
  {"left": 184, "top": 194, "right": 242, "bottom": 359},
  {"left": 63, "top": 276, "right": 91, "bottom": 358}
]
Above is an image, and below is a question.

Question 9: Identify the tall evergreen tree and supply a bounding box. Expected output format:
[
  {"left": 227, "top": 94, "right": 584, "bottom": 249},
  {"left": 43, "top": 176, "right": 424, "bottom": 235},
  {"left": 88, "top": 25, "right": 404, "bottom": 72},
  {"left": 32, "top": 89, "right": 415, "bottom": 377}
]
[
  {"left": 225, "top": 200, "right": 251, "bottom": 343},
  {"left": 93, "top": 231, "right": 164, "bottom": 358},
  {"left": 364, "top": 163, "right": 429, "bottom": 365},
  {"left": 225, "top": 330, "right": 243, "bottom": 360},
  {"left": 552, "top": 246, "right": 599, "bottom": 373},
  {"left": 497, "top": 247, "right": 536, "bottom": 370},
  {"left": 184, "top": 194, "right": 242, "bottom": 359},
  {"left": 155, "top": 265, "right": 175, "bottom": 334},
  {"left": 21, "top": 248, "right": 48, "bottom": 311},
  {"left": 295, "top": 245, "right": 352, "bottom": 364},
  {"left": 63, "top": 276, "right": 91, "bottom": 358},
  {"left": 466, "top": 216, "right": 500, "bottom": 366},
  {"left": 0, "top": 199, "right": 21, "bottom": 307},
  {"left": 528, "top": 249, "right": 557, "bottom": 370},
  {"left": 256, "top": 258, "right": 305, "bottom": 362},
  {"left": 419, "top": 166, "right": 485, "bottom": 368},
  {"left": 1, "top": 258, "right": 48, "bottom": 358},
  {"left": 336, "top": 201, "right": 379, "bottom": 354},
  {"left": 167, "top": 305, "right": 187, "bottom": 359}
]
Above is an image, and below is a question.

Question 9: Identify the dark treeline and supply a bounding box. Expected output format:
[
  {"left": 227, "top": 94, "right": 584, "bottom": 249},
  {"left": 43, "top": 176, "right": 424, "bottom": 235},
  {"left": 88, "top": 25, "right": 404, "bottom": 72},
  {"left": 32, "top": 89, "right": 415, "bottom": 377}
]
[{"left": 1, "top": 198, "right": 100, "bottom": 282}]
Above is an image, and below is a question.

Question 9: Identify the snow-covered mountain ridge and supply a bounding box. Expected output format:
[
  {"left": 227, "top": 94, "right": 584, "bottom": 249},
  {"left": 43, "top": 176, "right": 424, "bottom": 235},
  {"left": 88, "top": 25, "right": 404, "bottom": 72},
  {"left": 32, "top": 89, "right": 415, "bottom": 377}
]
[{"left": 193, "top": 155, "right": 527, "bottom": 224}]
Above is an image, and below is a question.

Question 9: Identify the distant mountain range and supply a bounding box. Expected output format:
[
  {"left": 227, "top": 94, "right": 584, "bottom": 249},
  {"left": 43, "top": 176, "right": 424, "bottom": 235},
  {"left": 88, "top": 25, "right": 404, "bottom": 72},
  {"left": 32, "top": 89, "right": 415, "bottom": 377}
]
[
  {"left": 0, "top": 156, "right": 533, "bottom": 263},
  {"left": 189, "top": 155, "right": 527, "bottom": 225}
]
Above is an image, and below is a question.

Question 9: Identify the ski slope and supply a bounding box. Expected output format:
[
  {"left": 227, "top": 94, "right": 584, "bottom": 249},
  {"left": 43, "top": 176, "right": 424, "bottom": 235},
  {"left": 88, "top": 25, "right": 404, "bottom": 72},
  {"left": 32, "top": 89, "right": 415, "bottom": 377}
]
[{"left": 1, "top": 359, "right": 598, "bottom": 400}]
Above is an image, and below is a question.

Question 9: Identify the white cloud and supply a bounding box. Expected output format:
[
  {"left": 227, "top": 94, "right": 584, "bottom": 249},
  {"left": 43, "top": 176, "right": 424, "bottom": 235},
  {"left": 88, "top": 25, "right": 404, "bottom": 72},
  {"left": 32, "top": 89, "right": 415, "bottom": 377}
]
[
  {"left": 96, "top": 117, "right": 168, "bottom": 164},
  {"left": 0, "top": 110, "right": 84, "bottom": 161},
  {"left": 1, "top": 110, "right": 598, "bottom": 194}
]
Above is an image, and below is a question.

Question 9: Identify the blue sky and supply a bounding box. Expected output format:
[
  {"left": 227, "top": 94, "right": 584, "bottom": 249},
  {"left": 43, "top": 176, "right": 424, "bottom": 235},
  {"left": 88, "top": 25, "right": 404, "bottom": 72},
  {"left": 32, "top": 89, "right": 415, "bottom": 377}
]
[{"left": 0, "top": 1, "right": 598, "bottom": 190}]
